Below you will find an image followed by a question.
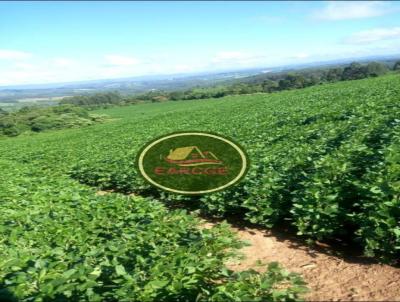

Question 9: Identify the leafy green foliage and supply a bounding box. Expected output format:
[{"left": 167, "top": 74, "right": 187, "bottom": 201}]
[
  {"left": 0, "top": 104, "right": 108, "bottom": 137},
  {"left": 341, "top": 62, "right": 388, "bottom": 80},
  {"left": 1, "top": 74, "right": 399, "bottom": 300},
  {"left": 60, "top": 92, "right": 124, "bottom": 108},
  {"left": 0, "top": 159, "right": 306, "bottom": 301},
  {"left": 0, "top": 97, "right": 313, "bottom": 299},
  {"left": 0, "top": 108, "right": 8, "bottom": 116},
  {"left": 209, "top": 263, "right": 307, "bottom": 302},
  {"left": 393, "top": 61, "right": 400, "bottom": 71},
  {"left": 65, "top": 75, "right": 400, "bottom": 262}
]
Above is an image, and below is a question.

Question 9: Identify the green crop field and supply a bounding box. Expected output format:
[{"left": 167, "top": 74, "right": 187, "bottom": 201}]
[{"left": 1, "top": 74, "right": 399, "bottom": 301}]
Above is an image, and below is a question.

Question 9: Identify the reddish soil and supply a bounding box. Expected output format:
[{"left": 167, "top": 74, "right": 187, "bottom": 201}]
[
  {"left": 96, "top": 191, "right": 400, "bottom": 301},
  {"left": 203, "top": 222, "right": 400, "bottom": 301}
]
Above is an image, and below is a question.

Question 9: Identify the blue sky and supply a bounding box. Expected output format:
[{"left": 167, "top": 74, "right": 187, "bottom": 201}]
[{"left": 1, "top": 1, "right": 400, "bottom": 85}]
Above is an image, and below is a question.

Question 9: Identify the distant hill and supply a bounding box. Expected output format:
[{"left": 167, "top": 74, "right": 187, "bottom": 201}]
[{"left": 1, "top": 54, "right": 399, "bottom": 106}]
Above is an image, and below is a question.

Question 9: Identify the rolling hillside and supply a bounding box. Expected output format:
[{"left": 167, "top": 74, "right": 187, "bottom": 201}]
[{"left": 0, "top": 74, "right": 399, "bottom": 300}]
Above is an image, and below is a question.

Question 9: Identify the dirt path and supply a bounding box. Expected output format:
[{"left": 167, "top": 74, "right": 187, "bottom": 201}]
[
  {"left": 204, "top": 222, "right": 400, "bottom": 301},
  {"left": 98, "top": 192, "right": 400, "bottom": 301}
]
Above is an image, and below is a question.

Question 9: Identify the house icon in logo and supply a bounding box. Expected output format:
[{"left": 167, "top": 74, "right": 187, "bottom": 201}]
[{"left": 165, "top": 146, "right": 222, "bottom": 166}]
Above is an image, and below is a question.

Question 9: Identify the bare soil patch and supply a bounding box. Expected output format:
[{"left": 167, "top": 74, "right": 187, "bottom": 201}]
[
  {"left": 98, "top": 191, "right": 400, "bottom": 301},
  {"left": 203, "top": 222, "right": 400, "bottom": 301}
]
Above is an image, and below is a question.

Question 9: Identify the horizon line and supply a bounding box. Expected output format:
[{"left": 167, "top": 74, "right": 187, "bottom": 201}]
[{"left": 1, "top": 53, "right": 399, "bottom": 90}]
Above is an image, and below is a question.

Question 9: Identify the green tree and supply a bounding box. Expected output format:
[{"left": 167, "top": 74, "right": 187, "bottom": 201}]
[
  {"left": 60, "top": 92, "right": 123, "bottom": 107},
  {"left": 305, "top": 75, "right": 321, "bottom": 87},
  {"left": 261, "top": 80, "right": 279, "bottom": 92},
  {"left": 341, "top": 62, "right": 367, "bottom": 80},
  {"left": 0, "top": 108, "right": 8, "bottom": 117},
  {"left": 169, "top": 91, "right": 185, "bottom": 101},
  {"left": 326, "top": 68, "right": 343, "bottom": 82},
  {"left": 365, "top": 62, "right": 388, "bottom": 77},
  {"left": 278, "top": 73, "right": 306, "bottom": 90}
]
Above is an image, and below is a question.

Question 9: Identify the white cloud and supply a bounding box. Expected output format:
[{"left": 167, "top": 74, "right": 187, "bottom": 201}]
[
  {"left": 345, "top": 27, "right": 400, "bottom": 44},
  {"left": 104, "top": 54, "right": 140, "bottom": 66},
  {"left": 0, "top": 50, "right": 327, "bottom": 86},
  {"left": 3, "top": 42, "right": 400, "bottom": 86},
  {"left": 51, "top": 58, "right": 76, "bottom": 67},
  {"left": 292, "top": 53, "right": 309, "bottom": 59},
  {"left": 172, "top": 64, "right": 196, "bottom": 73},
  {"left": 0, "top": 70, "right": 54, "bottom": 86},
  {"left": 312, "top": 1, "right": 393, "bottom": 21},
  {"left": 0, "top": 49, "right": 32, "bottom": 60},
  {"left": 0, "top": 53, "right": 206, "bottom": 86},
  {"left": 14, "top": 63, "right": 35, "bottom": 69}
]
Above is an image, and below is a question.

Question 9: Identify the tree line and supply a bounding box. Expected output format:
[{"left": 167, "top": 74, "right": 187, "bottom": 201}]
[
  {"left": 59, "top": 60, "right": 400, "bottom": 107},
  {"left": 0, "top": 105, "right": 107, "bottom": 137}
]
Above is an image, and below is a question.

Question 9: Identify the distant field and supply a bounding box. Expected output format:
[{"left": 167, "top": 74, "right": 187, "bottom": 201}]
[
  {"left": 16, "top": 96, "right": 68, "bottom": 103},
  {"left": 0, "top": 74, "right": 399, "bottom": 300},
  {"left": 0, "top": 96, "right": 68, "bottom": 111}
]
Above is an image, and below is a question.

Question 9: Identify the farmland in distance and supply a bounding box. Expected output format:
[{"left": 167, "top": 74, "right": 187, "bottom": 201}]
[{"left": 0, "top": 74, "right": 399, "bottom": 300}]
